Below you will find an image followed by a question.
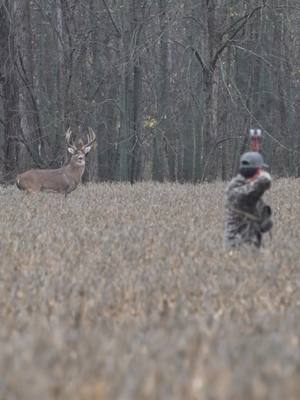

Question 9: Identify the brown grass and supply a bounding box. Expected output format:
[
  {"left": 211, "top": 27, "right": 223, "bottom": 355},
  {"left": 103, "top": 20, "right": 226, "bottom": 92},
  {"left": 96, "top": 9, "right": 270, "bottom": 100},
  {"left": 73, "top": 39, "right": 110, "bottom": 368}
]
[{"left": 0, "top": 179, "right": 300, "bottom": 400}]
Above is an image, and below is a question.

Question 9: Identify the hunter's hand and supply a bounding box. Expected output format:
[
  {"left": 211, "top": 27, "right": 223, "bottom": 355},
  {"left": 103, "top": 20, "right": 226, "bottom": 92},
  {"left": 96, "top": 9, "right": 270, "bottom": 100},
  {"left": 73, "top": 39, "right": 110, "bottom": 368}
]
[{"left": 259, "top": 170, "right": 272, "bottom": 181}]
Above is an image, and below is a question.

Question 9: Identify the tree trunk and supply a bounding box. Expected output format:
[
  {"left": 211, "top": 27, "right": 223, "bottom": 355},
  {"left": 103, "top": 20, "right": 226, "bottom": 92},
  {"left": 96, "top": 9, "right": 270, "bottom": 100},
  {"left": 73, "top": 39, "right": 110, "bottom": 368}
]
[
  {"left": 119, "top": 29, "right": 131, "bottom": 181},
  {"left": 0, "top": 1, "right": 21, "bottom": 182},
  {"left": 55, "top": 0, "right": 67, "bottom": 162},
  {"left": 18, "top": 0, "right": 45, "bottom": 169},
  {"left": 152, "top": 0, "right": 169, "bottom": 181},
  {"left": 130, "top": 0, "right": 143, "bottom": 184},
  {"left": 201, "top": 0, "right": 219, "bottom": 181}
]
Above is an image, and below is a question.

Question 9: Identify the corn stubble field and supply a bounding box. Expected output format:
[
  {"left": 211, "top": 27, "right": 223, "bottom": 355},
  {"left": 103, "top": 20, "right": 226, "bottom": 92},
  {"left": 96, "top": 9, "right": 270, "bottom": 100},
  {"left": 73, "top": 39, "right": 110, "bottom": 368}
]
[{"left": 1, "top": 179, "right": 300, "bottom": 400}]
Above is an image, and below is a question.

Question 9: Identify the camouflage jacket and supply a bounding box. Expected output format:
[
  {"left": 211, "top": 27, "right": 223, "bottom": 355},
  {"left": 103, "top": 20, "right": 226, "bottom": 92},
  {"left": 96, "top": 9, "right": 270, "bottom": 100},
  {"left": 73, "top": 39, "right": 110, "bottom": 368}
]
[{"left": 224, "top": 174, "right": 272, "bottom": 248}]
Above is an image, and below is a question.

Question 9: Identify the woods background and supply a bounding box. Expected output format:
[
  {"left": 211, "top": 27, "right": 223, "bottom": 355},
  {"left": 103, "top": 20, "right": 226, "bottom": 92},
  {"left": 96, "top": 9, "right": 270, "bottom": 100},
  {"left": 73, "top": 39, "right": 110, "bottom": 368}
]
[{"left": 0, "top": 0, "right": 299, "bottom": 184}]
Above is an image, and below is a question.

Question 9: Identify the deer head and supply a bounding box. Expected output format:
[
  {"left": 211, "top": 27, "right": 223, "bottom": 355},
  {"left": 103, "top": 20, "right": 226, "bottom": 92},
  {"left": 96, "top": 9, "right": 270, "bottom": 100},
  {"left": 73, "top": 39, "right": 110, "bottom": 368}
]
[{"left": 65, "top": 127, "right": 96, "bottom": 167}]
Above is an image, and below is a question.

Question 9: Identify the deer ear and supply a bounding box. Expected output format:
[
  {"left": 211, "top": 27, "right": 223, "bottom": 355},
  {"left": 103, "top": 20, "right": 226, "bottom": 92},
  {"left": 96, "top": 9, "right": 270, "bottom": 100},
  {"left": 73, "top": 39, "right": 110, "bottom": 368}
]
[
  {"left": 68, "top": 147, "right": 75, "bottom": 154},
  {"left": 84, "top": 145, "right": 92, "bottom": 154}
]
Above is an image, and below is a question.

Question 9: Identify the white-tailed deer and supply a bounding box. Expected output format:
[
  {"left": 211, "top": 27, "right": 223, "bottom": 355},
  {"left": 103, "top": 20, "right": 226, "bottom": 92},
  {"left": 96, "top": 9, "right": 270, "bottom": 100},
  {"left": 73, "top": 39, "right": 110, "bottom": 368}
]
[{"left": 16, "top": 128, "right": 96, "bottom": 195}]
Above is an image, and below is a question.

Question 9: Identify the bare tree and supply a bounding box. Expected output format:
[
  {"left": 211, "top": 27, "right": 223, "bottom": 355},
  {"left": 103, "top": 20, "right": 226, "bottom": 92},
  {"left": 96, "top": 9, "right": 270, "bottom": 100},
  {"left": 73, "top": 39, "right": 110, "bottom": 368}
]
[
  {"left": 0, "top": 0, "right": 21, "bottom": 182},
  {"left": 1, "top": 0, "right": 300, "bottom": 183}
]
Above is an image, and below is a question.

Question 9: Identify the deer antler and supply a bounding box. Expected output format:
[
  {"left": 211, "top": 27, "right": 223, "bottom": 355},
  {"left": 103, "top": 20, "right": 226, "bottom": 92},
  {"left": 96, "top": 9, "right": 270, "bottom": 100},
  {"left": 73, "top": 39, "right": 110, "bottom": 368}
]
[
  {"left": 84, "top": 128, "right": 96, "bottom": 149},
  {"left": 65, "top": 128, "right": 76, "bottom": 150}
]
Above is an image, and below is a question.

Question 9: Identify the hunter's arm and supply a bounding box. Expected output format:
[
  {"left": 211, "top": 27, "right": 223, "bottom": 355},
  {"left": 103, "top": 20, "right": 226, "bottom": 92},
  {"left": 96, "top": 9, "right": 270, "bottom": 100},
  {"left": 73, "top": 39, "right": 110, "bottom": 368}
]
[{"left": 227, "top": 175, "right": 271, "bottom": 205}]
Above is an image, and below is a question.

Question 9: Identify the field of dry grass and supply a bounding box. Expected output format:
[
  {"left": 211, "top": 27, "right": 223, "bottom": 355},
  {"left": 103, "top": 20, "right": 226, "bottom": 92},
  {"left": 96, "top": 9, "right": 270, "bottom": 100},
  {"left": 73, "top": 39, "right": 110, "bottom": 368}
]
[{"left": 1, "top": 179, "right": 300, "bottom": 400}]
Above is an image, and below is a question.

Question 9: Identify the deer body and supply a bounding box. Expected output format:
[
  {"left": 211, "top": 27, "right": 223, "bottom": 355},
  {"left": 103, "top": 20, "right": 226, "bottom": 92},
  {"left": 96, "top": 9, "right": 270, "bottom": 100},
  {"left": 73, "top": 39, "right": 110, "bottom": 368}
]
[
  {"left": 16, "top": 128, "right": 96, "bottom": 194},
  {"left": 16, "top": 163, "right": 84, "bottom": 194}
]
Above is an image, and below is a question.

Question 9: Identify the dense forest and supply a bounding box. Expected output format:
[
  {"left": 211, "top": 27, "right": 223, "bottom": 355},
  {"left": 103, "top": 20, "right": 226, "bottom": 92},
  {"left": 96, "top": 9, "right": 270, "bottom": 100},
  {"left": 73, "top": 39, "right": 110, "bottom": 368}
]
[{"left": 0, "top": 0, "right": 299, "bottom": 183}]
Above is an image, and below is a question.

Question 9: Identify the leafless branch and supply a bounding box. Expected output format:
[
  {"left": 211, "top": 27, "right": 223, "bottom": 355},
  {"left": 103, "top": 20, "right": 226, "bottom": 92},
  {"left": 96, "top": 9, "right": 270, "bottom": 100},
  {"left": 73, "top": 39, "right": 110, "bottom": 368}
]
[{"left": 102, "top": 0, "right": 121, "bottom": 39}]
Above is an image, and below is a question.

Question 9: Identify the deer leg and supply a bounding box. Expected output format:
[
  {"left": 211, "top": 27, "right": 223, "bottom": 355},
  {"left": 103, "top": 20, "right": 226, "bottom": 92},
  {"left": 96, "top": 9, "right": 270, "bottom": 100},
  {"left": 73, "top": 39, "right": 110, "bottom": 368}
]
[{"left": 65, "top": 181, "right": 78, "bottom": 197}]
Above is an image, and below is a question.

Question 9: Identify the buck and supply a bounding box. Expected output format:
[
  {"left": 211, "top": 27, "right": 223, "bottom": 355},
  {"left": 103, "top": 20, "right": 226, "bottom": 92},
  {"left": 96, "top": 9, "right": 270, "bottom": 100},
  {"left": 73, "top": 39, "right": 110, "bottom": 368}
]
[{"left": 16, "top": 128, "right": 96, "bottom": 195}]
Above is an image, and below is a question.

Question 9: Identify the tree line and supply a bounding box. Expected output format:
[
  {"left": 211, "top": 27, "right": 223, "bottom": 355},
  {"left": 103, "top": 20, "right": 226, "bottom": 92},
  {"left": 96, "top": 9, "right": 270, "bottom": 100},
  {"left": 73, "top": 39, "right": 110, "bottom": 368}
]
[{"left": 0, "top": 0, "right": 299, "bottom": 184}]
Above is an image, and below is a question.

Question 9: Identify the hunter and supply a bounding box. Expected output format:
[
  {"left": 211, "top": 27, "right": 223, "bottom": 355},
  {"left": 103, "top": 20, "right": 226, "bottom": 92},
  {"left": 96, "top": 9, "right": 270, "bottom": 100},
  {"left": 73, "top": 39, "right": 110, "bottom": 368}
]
[{"left": 224, "top": 152, "right": 273, "bottom": 248}]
